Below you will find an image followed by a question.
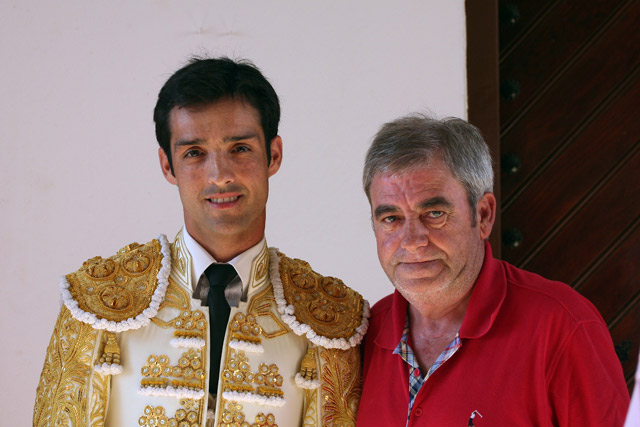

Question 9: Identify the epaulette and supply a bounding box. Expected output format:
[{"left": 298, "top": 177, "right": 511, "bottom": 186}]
[
  {"left": 270, "top": 249, "right": 369, "bottom": 350},
  {"left": 60, "top": 235, "right": 172, "bottom": 333}
]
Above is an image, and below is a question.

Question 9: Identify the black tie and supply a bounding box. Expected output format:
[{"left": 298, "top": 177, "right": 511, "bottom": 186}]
[{"left": 205, "top": 263, "right": 237, "bottom": 394}]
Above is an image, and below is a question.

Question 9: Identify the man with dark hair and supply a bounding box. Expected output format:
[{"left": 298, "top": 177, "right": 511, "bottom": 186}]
[
  {"left": 356, "top": 114, "right": 629, "bottom": 426},
  {"left": 34, "top": 57, "right": 368, "bottom": 427}
]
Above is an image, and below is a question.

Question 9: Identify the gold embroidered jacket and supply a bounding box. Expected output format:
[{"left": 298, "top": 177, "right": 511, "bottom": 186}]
[{"left": 33, "top": 232, "right": 369, "bottom": 427}]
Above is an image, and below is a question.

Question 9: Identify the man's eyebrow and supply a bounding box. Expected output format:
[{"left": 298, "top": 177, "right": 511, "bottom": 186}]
[
  {"left": 419, "top": 196, "right": 452, "bottom": 210},
  {"left": 373, "top": 205, "right": 399, "bottom": 219},
  {"left": 224, "top": 132, "right": 260, "bottom": 142},
  {"left": 174, "top": 138, "right": 204, "bottom": 148},
  {"left": 173, "top": 133, "right": 260, "bottom": 149}
]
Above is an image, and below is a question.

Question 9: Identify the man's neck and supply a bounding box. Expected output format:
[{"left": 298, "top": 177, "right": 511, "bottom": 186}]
[
  {"left": 407, "top": 290, "right": 471, "bottom": 372},
  {"left": 408, "top": 292, "right": 471, "bottom": 339},
  {"left": 185, "top": 227, "right": 264, "bottom": 263}
]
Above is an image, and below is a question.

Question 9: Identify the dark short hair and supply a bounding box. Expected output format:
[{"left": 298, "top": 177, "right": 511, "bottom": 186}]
[
  {"left": 154, "top": 57, "right": 280, "bottom": 172},
  {"left": 363, "top": 114, "right": 494, "bottom": 221}
]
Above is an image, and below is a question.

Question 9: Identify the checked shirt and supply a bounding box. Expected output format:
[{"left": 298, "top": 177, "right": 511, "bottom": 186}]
[{"left": 393, "top": 315, "right": 461, "bottom": 423}]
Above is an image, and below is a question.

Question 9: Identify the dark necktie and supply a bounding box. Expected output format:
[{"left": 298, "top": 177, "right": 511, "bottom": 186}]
[{"left": 205, "top": 263, "right": 237, "bottom": 394}]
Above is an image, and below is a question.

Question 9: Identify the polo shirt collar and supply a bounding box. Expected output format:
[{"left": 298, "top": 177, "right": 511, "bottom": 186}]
[
  {"left": 375, "top": 290, "right": 409, "bottom": 350},
  {"left": 374, "top": 241, "right": 506, "bottom": 348},
  {"left": 459, "top": 241, "right": 507, "bottom": 339}
]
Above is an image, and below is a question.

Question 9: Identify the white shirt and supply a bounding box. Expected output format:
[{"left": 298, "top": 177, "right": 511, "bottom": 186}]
[{"left": 182, "top": 228, "right": 267, "bottom": 306}]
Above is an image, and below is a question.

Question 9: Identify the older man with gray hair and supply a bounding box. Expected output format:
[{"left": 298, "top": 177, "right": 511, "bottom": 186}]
[{"left": 356, "top": 115, "right": 629, "bottom": 426}]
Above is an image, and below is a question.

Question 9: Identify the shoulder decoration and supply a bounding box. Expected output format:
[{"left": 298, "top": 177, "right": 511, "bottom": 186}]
[
  {"left": 60, "top": 234, "right": 172, "bottom": 333},
  {"left": 270, "top": 249, "right": 369, "bottom": 350}
]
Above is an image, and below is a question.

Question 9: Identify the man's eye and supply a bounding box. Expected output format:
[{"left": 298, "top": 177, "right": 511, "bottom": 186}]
[
  {"left": 184, "top": 149, "right": 201, "bottom": 158},
  {"left": 427, "top": 211, "right": 445, "bottom": 219},
  {"left": 233, "top": 145, "right": 251, "bottom": 153},
  {"left": 381, "top": 216, "right": 398, "bottom": 224}
]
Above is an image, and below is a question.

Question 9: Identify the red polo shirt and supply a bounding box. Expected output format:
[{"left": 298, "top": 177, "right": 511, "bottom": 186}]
[{"left": 356, "top": 243, "right": 629, "bottom": 426}]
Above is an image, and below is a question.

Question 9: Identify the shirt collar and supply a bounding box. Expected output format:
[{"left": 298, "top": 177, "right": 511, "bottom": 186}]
[
  {"left": 459, "top": 241, "right": 507, "bottom": 339},
  {"left": 182, "top": 227, "right": 267, "bottom": 295}
]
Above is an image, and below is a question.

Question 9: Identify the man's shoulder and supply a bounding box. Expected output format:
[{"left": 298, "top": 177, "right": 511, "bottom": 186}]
[
  {"left": 364, "top": 293, "right": 396, "bottom": 333},
  {"left": 500, "top": 259, "right": 603, "bottom": 323},
  {"left": 270, "top": 249, "right": 369, "bottom": 350},
  {"left": 59, "top": 234, "right": 172, "bottom": 332},
  {"left": 369, "top": 293, "right": 395, "bottom": 317}
]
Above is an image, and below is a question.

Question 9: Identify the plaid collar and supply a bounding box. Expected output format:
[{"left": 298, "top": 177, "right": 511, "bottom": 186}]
[{"left": 393, "top": 313, "right": 462, "bottom": 421}]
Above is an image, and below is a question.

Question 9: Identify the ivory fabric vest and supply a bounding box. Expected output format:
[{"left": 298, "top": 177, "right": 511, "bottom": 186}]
[{"left": 34, "top": 231, "right": 369, "bottom": 427}]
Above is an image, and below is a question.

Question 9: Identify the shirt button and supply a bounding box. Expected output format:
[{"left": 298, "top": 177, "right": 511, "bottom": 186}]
[
  {"left": 413, "top": 368, "right": 420, "bottom": 377},
  {"left": 414, "top": 407, "right": 423, "bottom": 417}
]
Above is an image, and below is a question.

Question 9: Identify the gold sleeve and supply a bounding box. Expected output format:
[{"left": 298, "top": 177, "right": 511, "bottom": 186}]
[
  {"left": 33, "top": 305, "right": 110, "bottom": 427},
  {"left": 317, "top": 346, "right": 362, "bottom": 427}
]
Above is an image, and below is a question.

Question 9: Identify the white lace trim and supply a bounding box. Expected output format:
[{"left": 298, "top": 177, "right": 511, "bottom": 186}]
[
  {"left": 138, "top": 385, "right": 205, "bottom": 400},
  {"left": 222, "top": 391, "right": 286, "bottom": 407},
  {"left": 60, "top": 234, "right": 172, "bottom": 333},
  {"left": 170, "top": 337, "right": 206, "bottom": 349},
  {"left": 94, "top": 363, "right": 123, "bottom": 375},
  {"left": 229, "top": 340, "right": 264, "bottom": 353},
  {"left": 269, "top": 248, "right": 369, "bottom": 350},
  {"left": 294, "top": 373, "right": 320, "bottom": 389}
]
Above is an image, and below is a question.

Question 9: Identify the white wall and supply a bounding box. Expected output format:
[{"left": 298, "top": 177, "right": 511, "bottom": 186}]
[{"left": 0, "top": 1, "right": 467, "bottom": 423}]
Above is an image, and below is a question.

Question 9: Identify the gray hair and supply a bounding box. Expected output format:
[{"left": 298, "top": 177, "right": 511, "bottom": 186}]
[{"left": 363, "top": 114, "right": 494, "bottom": 211}]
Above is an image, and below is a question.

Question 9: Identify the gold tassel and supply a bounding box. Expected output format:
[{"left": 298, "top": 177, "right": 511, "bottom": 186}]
[
  {"left": 298, "top": 347, "right": 318, "bottom": 381},
  {"left": 99, "top": 331, "right": 121, "bottom": 366}
]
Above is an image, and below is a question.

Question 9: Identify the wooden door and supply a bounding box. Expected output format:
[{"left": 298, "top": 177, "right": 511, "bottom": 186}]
[{"left": 468, "top": 0, "right": 640, "bottom": 392}]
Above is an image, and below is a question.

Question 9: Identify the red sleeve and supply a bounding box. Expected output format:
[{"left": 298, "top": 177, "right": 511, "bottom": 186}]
[{"left": 548, "top": 320, "right": 630, "bottom": 426}]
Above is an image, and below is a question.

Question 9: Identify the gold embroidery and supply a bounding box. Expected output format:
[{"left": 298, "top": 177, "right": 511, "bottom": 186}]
[
  {"left": 140, "top": 350, "right": 205, "bottom": 391},
  {"left": 138, "top": 405, "right": 172, "bottom": 426},
  {"left": 221, "top": 350, "right": 255, "bottom": 394},
  {"left": 158, "top": 276, "right": 192, "bottom": 313},
  {"left": 299, "top": 347, "right": 318, "bottom": 381},
  {"left": 253, "top": 412, "right": 278, "bottom": 427},
  {"left": 138, "top": 402, "right": 203, "bottom": 426},
  {"left": 229, "top": 312, "right": 262, "bottom": 345},
  {"left": 171, "top": 230, "right": 190, "bottom": 283},
  {"left": 98, "top": 331, "right": 121, "bottom": 365},
  {"left": 170, "top": 310, "right": 207, "bottom": 340},
  {"left": 153, "top": 233, "right": 195, "bottom": 325},
  {"left": 320, "top": 347, "right": 361, "bottom": 426},
  {"left": 89, "top": 367, "right": 110, "bottom": 426},
  {"left": 277, "top": 254, "right": 364, "bottom": 339},
  {"left": 220, "top": 402, "right": 248, "bottom": 426},
  {"left": 157, "top": 235, "right": 192, "bottom": 313},
  {"left": 301, "top": 388, "right": 319, "bottom": 427},
  {"left": 221, "top": 349, "right": 284, "bottom": 398},
  {"left": 33, "top": 306, "right": 106, "bottom": 426},
  {"left": 254, "top": 363, "right": 284, "bottom": 397},
  {"left": 176, "top": 399, "right": 202, "bottom": 425},
  {"left": 66, "top": 239, "right": 164, "bottom": 322},
  {"left": 219, "top": 402, "right": 278, "bottom": 427},
  {"left": 250, "top": 245, "right": 269, "bottom": 288},
  {"left": 247, "top": 285, "right": 288, "bottom": 339}
]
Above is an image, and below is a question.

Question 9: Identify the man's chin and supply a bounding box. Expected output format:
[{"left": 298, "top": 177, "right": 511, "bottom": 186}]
[
  {"left": 395, "top": 261, "right": 444, "bottom": 280},
  {"left": 393, "top": 276, "right": 444, "bottom": 294}
]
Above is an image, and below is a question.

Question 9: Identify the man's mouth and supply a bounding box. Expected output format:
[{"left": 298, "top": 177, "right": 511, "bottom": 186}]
[{"left": 207, "top": 195, "right": 240, "bottom": 203}]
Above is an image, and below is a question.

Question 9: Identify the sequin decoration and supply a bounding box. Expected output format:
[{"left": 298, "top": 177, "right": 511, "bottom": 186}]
[
  {"left": 139, "top": 350, "right": 206, "bottom": 399},
  {"left": 138, "top": 400, "right": 202, "bottom": 427},
  {"left": 228, "top": 312, "right": 263, "bottom": 352},
  {"left": 219, "top": 402, "right": 278, "bottom": 427},
  {"left": 220, "top": 349, "right": 285, "bottom": 407}
]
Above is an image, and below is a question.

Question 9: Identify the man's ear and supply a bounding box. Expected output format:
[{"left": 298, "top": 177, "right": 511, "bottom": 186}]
[
  {"left": 158, "top": 148, "right": 177, "bottom": 185},
  {"left": 476, "top": 192, "right": 496, "bottom": 239},
  {"left": 267, "top": 136, "right": 283, "bottom": 178}
]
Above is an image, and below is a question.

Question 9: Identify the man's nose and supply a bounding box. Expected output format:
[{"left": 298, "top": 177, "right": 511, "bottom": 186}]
[
  {"left": 206, "top": 152, "right": 234, "bottom": 185},
  {"left": 400, "top": 219, "right": 429, "bottom": 251}
]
